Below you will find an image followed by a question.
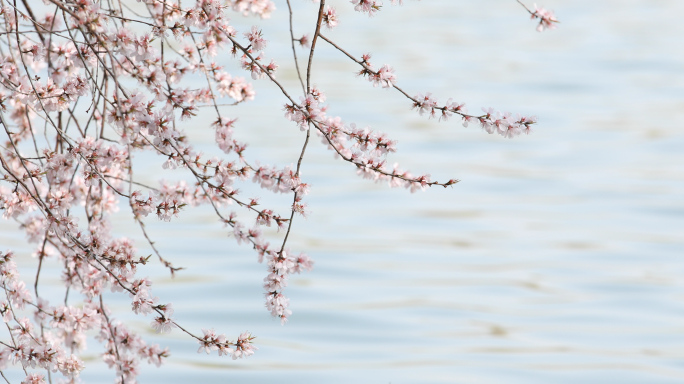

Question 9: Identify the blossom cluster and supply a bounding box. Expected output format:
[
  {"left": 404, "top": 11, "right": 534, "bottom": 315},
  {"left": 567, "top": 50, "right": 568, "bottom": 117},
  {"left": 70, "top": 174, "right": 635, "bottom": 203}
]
[
  {"left": 531, "top": 5, "right": 558, "bottom": 32},
  {"left": 516, "top": 1, "right": 559, "bottom": 31}
]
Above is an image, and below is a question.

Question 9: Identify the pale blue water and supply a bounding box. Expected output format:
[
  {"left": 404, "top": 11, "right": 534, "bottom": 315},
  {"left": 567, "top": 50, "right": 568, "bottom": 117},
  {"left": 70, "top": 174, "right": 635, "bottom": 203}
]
[{"left": 2, "top": 0, "right": 684, "bottom": 383}]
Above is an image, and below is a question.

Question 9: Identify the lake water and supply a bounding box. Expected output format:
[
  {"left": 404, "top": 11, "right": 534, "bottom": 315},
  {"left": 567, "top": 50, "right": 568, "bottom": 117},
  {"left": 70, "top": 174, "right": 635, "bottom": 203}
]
[{"left": 2, "top": 0, "right": 684, "bottom": 383}]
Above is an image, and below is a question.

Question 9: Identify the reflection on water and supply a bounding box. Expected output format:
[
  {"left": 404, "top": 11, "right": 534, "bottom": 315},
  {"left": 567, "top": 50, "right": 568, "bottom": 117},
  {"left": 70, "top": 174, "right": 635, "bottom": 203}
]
[{"left": 2, "top": 0, "right": 684, "bottom": 383}]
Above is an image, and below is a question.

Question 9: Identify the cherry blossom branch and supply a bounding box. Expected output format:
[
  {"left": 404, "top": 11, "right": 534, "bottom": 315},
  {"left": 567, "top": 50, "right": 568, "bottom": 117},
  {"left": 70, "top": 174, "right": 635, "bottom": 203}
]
[{"left": 318, "top": 34, "right": 537, "bottom": 139}]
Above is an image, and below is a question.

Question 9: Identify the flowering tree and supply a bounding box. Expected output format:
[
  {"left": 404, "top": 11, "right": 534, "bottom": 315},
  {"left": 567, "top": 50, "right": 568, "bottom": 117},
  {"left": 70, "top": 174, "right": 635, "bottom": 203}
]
[{"left": 0, "top": 0, "right": 557, "bottom": 382}]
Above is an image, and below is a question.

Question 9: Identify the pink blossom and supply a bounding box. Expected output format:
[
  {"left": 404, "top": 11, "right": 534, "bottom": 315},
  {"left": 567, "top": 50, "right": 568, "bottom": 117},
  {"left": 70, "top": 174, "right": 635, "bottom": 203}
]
[
  {"left": 215, "top": 72, "right": 255, "bottom": 102},
  {"left": 151, "top": 315, "right": 175, "bottom": 334},
  {"left": 232, "top": 331, "right": 256, "bottom": 359},
  {"left": 57, "top": 354, "right": 85, "bottom": 376},
  {"left": 21, "top": 373, "right": 46, "bottom": 384},
  {"left": 245, "top": 26, "right": 268, "bottom": 51},
  {"left": 412, "top": 93, "right": 439, "bottom": 117},
  {"left": 370, "top": 64, "right": 397, "bottom": 88},
  {"left": 229, "top": 0, "right": 276, "bottom": 18},
  {"left": 198, "top": 328, "right": 223, "bottom": 354},
  {"left": 298, "top": 34, "right": 311, "bottom": 48},
  {"left": 351, "top": 0, "right": 382, "bottom": 16},
  {"left": 532, "top": 4, "right": 558, "bottom": 32},
  {"left": 323, "top": 6, "right": 339, "bottom": 29}
]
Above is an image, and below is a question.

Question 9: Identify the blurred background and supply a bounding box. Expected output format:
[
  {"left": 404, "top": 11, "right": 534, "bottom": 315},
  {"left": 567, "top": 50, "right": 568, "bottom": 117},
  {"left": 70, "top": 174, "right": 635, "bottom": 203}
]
[{"left": 3, "top": 0, "right": 684, "bottom": 383}]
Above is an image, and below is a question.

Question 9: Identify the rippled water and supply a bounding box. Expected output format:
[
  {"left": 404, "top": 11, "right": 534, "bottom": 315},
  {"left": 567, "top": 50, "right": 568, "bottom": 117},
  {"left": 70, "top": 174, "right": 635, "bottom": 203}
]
[{"left": 3, "top": 0, "right": 684, "bottom": 383}]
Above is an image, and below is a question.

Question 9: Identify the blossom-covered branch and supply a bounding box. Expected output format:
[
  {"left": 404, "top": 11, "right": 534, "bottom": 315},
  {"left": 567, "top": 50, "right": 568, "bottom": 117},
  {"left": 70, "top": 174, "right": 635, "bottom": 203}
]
[
  {"left": 317, "top": 34, "right": 538, "bottom": 139},
  {"left": 0, "top": 0, "right": 556, "bottom": 382}
]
